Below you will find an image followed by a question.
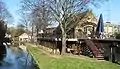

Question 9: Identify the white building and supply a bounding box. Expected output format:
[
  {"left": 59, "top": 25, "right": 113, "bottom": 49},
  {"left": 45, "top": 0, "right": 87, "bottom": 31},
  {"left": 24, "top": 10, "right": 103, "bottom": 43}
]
[
  {"left": 19, "top": 33, "right": 31, "bottom": 42},
  {"left": 104, "top": 22, "right": 118, "bottom": 36}
]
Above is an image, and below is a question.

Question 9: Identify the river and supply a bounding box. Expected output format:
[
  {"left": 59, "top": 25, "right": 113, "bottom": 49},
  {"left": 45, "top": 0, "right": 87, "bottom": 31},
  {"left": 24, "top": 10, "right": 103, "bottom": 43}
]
[{"left": 0, "top": 43, "right": 38, "bottom": 69}]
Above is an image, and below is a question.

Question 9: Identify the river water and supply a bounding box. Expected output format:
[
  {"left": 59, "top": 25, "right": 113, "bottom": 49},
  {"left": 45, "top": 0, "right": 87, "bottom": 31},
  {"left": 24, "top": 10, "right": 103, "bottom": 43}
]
[{"left": 0, "top": 43, "right": 37, "bottom": 69}]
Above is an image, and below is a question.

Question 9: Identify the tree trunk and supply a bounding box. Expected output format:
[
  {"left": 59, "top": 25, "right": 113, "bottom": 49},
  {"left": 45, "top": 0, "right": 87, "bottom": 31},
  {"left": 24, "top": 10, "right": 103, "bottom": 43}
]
[
  {"left": 61, "top": 32, "right": 66, "bottom": 55},
  {"left": 31, "top": 23, "right": 34, "bottom": 42},
  {"left": 36, "top": 28, "right": 39, "bottom": 41}
]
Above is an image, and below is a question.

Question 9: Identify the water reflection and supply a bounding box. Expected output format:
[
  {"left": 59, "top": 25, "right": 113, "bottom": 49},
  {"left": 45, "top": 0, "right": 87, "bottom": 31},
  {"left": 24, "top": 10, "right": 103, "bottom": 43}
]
[{"left": 0, "top": 43, "right": 37, "bottom": 69}]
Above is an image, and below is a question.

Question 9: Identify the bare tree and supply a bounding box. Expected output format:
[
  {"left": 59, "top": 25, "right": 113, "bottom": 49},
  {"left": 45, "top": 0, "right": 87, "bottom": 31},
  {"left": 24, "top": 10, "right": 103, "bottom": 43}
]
[
  {"left": 19, "top": 0, "right": 37, "bottom": 41},
  {"left": 17, "top": 9, "right": 29, "bottom": 31},
  {"left": 0, "top": 0, "right": 13, "bottom": 23},
  {"left": 31, "top": 0, "right": 51, "bottom": 36},
  {"left": 19, "top": 0, "right": 51, "bottom": 40},
  {"left": 47, "top": 0, "right": 108, "bottom": 54}
]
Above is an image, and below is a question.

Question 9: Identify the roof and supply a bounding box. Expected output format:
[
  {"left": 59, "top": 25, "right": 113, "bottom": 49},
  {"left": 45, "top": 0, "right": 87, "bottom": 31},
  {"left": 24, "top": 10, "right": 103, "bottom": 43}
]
[
  {"left": 19, "top": 33, "right": 29, "bottom": 38},
  {"left": 104, "top": 22, "right": 118, "bottom": 27},
  {"left": 68, "top": 10, "right": 97, "bottom": 29}
]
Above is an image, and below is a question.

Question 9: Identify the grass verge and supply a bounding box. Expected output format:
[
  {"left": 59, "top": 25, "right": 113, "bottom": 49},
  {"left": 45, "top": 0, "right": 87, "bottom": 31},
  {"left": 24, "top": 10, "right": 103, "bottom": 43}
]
[{"left": 27, "top": 45, "right": 120, "bottom": 69}]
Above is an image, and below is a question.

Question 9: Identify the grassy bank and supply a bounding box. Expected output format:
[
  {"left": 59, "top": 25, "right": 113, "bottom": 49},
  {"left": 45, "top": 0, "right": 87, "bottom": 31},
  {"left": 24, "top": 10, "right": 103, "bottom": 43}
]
[{"left": 27, "top": 45, "right": 120, "bottom": 69}]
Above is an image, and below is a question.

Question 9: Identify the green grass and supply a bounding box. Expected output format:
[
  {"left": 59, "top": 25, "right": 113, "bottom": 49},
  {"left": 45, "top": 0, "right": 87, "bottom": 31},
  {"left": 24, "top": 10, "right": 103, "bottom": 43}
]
[{"left": 27, "top": 46, "right": 120, "bottom": 69}]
